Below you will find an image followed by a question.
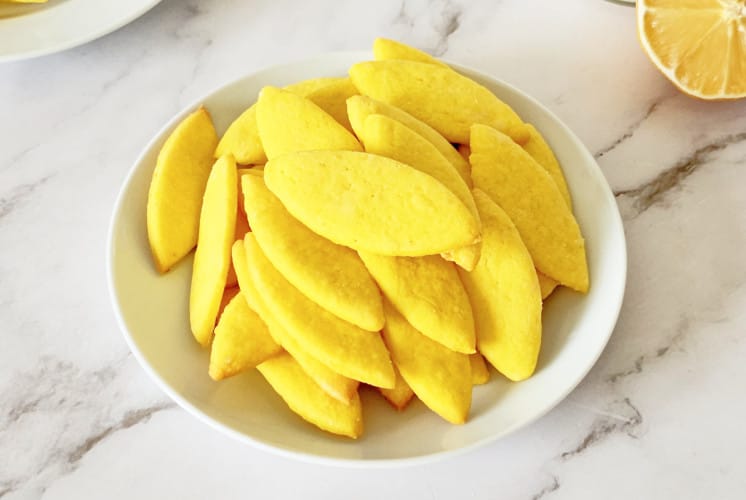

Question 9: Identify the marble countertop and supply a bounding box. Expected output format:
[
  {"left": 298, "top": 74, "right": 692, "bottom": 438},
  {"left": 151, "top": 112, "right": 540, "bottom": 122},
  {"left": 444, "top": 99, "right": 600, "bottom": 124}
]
[{"left": 2, "top": 0, "right": 745, "bottom": 498}]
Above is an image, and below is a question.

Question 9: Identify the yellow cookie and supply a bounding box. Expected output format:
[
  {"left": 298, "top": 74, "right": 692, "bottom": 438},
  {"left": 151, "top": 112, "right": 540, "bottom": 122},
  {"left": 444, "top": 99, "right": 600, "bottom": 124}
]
[
  {"left": 232, "top": 242, "right": 359, "bottom": 404},
  {"left": 243, "top": 234, "right": 395, "bottom": 388},
  {"left": 441, "top": 244, "right": 481, "bottom": 273},
  {"left": 372, "top": 37, "right": 448, "bottom": 67},
  {"left": 258, "top": 352, "right": 364, "bottom": 439},
  {"left": 236, "top": 168, "right": 254, "bottom": 219},
  {"left": 215, "top": 77, "right": 347, "bottom": 165},
  {"left": 381, "top": 300, "right": 471, "bottom": 424},
  {"left": 537, "top": 271, "right": 559, "bottom": 300},
  {"left": 522, "top": 124, "right": 572, "bottom": 208},
  {"left": 225, "top": 168, "right": 254, "bottom": 288},
  {"left": 346, "top": 95, "right": 470, "bottom": 184},
  {"left": 303, "top": 78, "right": 359, "bottom": 132},
  {"left": 359, "top": 252, "right": 475, "bottom": 354},
  {"left": 470, "top": 124, "right": 589, "bottom": 293},
  {"left": 469, "top": 353, "right": 490, "bottom": 385},
  {"left": 214, "top": 106, "right": 264, "bottom": 165},
  {"left": 458, "top": 190, "right": 542, "bottom": 381},
  {"left": 360, "top": 113, "right": 480, "bottom": 270},
  {"left": 189, "top": 155, "right": 237, "bottom": 346},
  {"left": 515, "top": 130, "right": 568, "bottom": 298},
  {"left": 379, "top": 365, "right": 415, "bottom": 411},
  {"left": 249, "top": 302, "right": 360, "bottom": 405},
  {"left": 256, "top": 86, "right": 361, "bottom": 160},
  {"left": 265, "top": 151, "right": 480, "bottom": 256},
  {"left": 283, "top": 77, "right": 349, "bottom": 95},
  {"left": 232, "top": 240, "right": 357, "bottom": 402},
  {"left": 242, "top": 174, "right": 383, "bottom": 331},
  {"left": 350, "top": 60, "right": 529, "bottom": 144},
  {"left": 208, "top": 291, "right": 282, "bottom": 381},
  {"left": 147, "top": 107, "right": 218, "bottom": 273}
]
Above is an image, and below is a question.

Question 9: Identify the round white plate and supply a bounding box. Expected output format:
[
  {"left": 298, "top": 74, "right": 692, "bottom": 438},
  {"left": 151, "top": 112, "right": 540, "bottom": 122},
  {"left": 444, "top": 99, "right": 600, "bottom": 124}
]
[
  {"left": 108, "top": 51, "right": 627, "bottom": 466},
  {"left": 0, "top": 0, "right": 161, "bottom": 63}
]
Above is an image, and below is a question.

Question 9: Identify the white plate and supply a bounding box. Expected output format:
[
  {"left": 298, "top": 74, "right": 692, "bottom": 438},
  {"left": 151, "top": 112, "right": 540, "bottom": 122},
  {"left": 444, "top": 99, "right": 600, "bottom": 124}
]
[
  {"left": 107, "top": 52, "right": 627, "bottom": 466},
  {"left": 0, "top": 0, "right": 161, "bottom": 63}
]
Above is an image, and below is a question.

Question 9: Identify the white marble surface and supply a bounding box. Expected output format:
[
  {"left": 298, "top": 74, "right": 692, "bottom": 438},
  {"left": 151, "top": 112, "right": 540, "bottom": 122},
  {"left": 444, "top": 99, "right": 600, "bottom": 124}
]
[{"left": 2, "top": 0, "right": 746, "bottom": 498}]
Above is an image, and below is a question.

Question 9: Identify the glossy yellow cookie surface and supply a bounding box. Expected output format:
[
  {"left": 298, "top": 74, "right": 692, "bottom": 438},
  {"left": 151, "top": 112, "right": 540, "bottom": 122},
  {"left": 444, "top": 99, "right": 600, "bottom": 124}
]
[
  {"left": 147, "top": 107, "right": 218, "bottom": 273},
  {"left": 242, "top": 174, "right": 384, "bottom": 331},
  {"left": 264, "top": 151, "right": 480, "bottom": 256},
  {"left": 470, "top": 124, "right": 588, "bottom": 292},
  {"left": 458, "top": 190, "right": 542, "bottom": 381}
]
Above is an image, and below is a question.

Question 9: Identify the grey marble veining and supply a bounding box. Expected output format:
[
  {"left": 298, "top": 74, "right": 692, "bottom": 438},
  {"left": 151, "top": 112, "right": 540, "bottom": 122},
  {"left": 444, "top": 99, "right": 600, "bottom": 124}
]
[{"left": 615, "top": 132, "right": 746, "bottom": 218}]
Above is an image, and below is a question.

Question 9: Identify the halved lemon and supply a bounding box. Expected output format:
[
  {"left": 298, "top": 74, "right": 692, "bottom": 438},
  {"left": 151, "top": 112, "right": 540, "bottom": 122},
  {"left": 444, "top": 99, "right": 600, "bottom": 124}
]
[{"left": 637, "top": 0, "right": 746, "bottom": 100}]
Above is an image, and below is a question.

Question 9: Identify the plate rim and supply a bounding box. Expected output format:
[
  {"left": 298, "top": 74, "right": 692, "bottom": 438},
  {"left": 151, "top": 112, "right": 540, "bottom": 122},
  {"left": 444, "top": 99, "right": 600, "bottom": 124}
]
[
  {"left": 0, "top": 0, "right": 162, "bottom": 63},
  {"left": 106, "top": 50, "right": 627, "bottom": 467}
]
